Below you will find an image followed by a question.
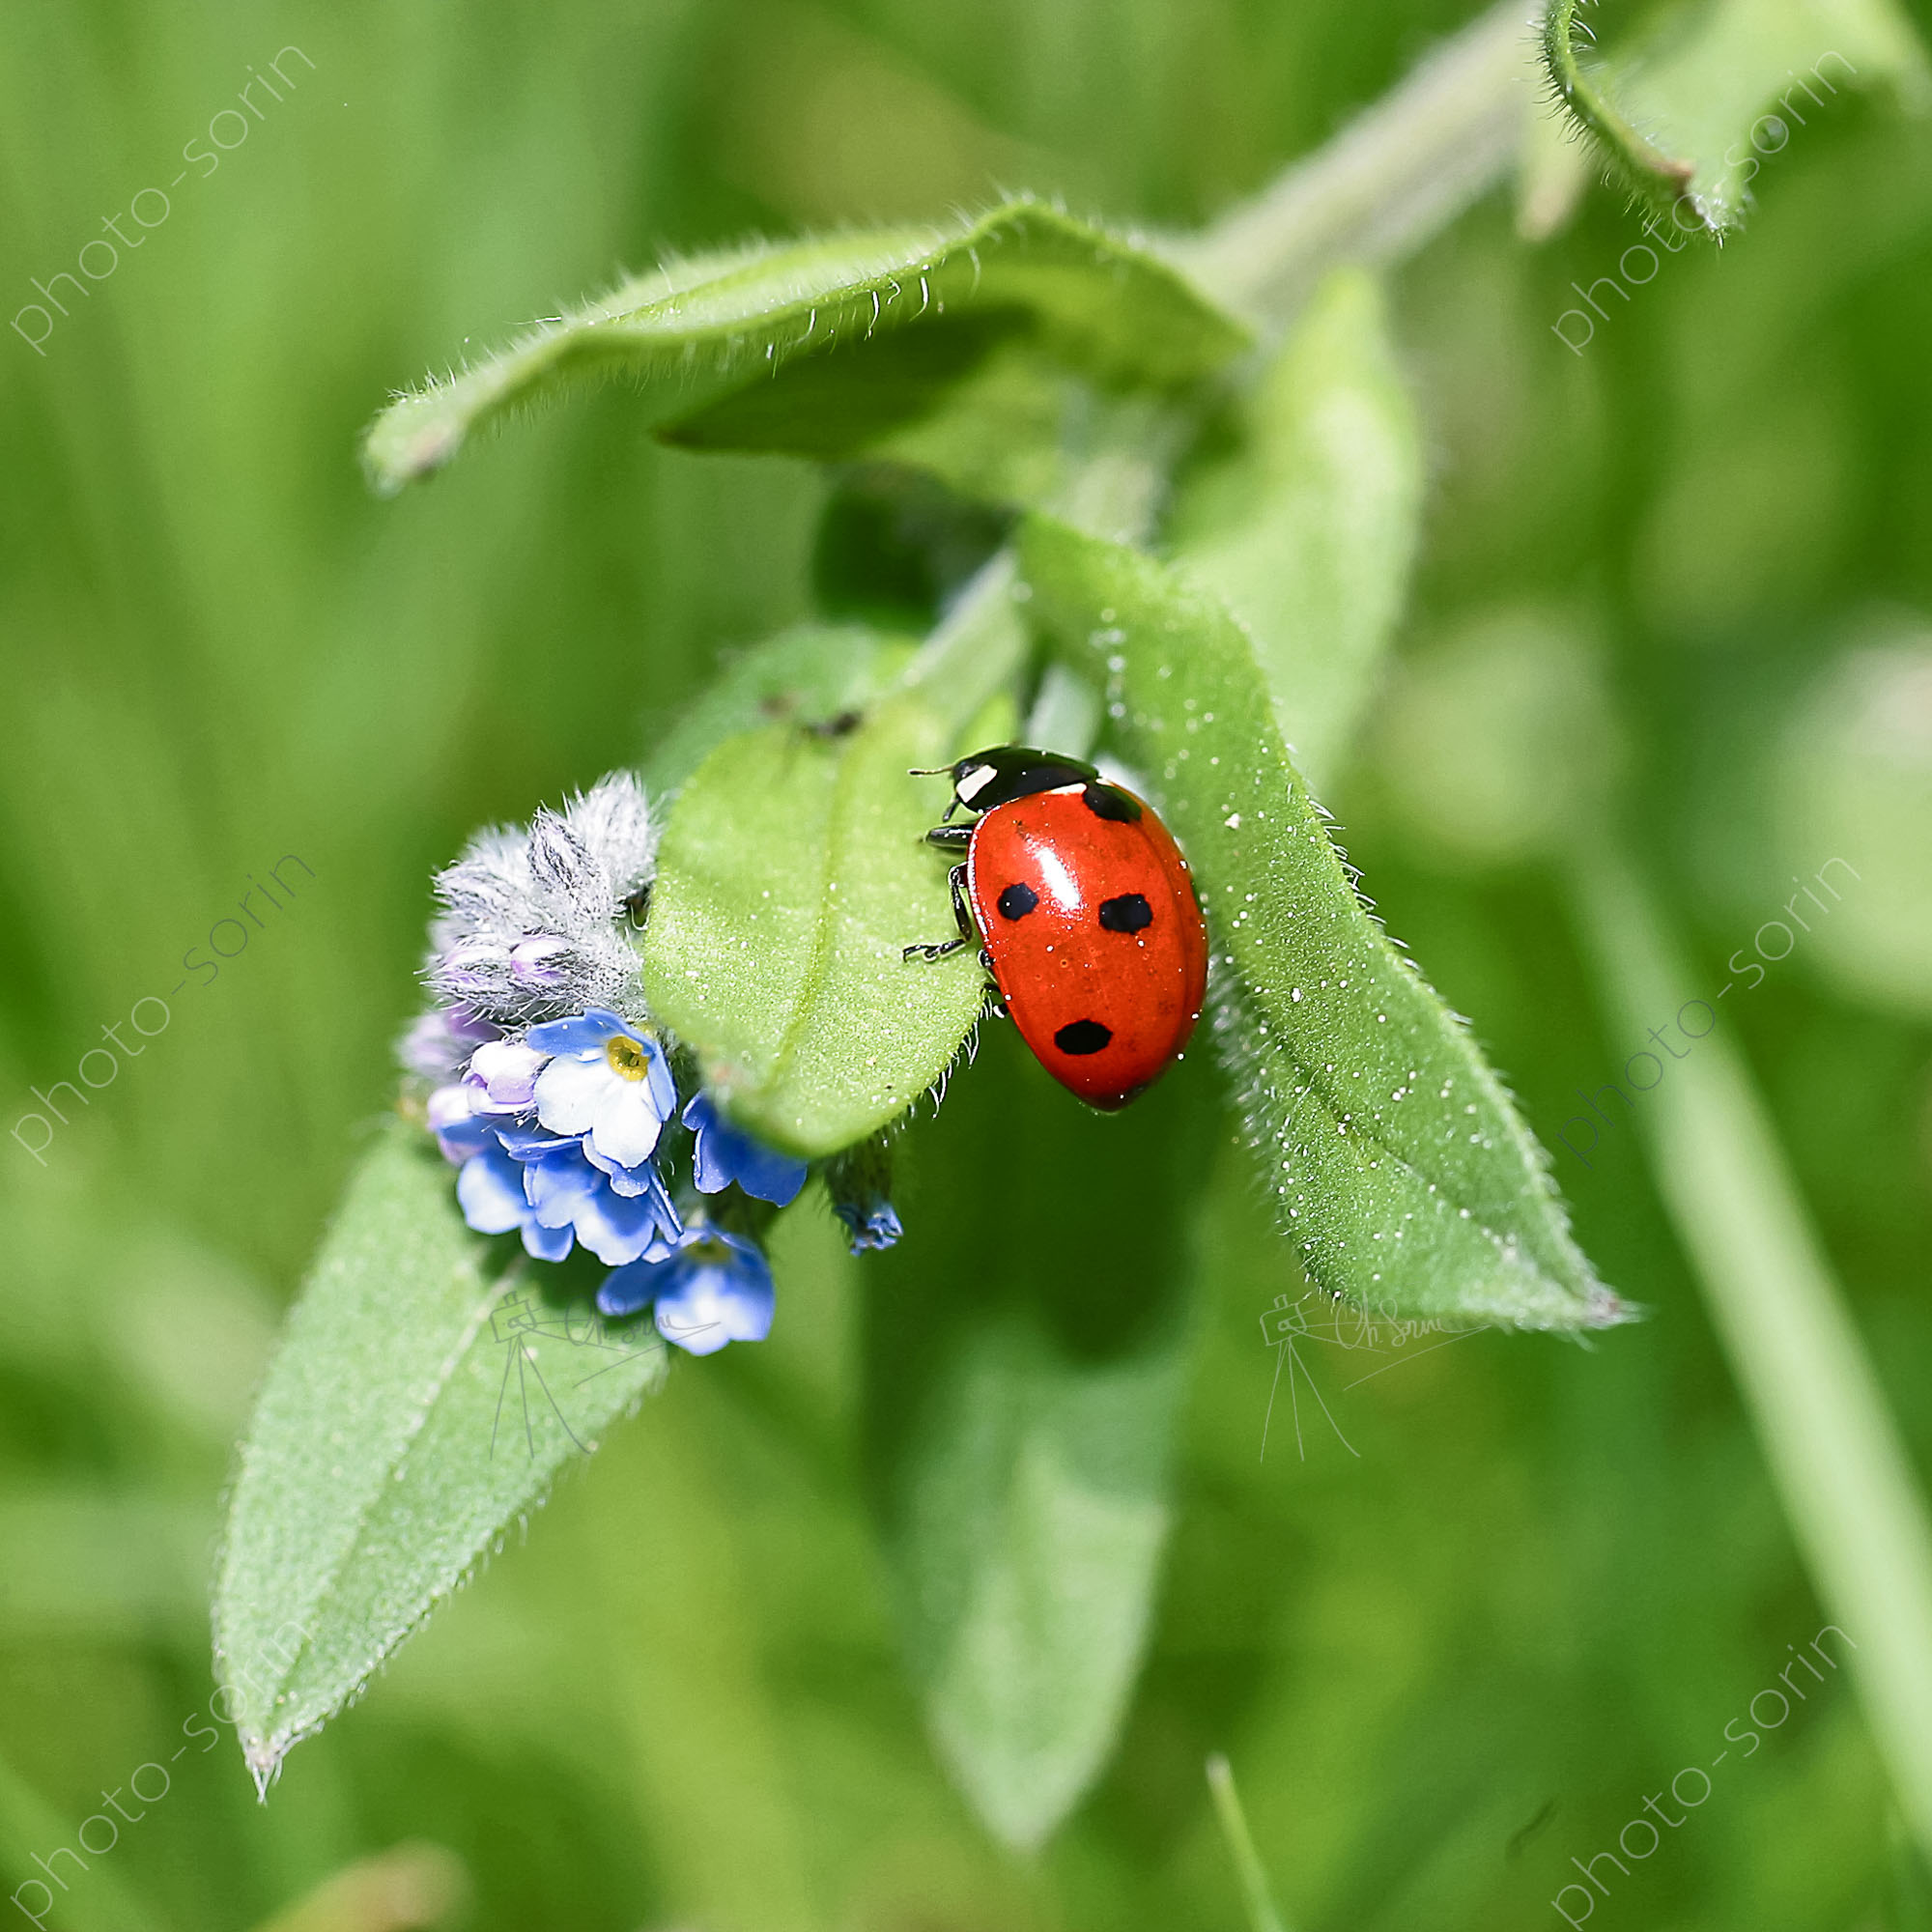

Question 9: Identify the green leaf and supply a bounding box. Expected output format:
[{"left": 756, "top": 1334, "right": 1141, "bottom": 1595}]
[
  {"left": 863, "top": 1029, "right": 1214, "bottom": 1850},
  {"left": 639, "top": 694, "right": 985, "bottom": 1157},
  {"left": 668, "top": 321, "right": 1183, "bottom": 517},
  {"left": 363, "top": 199, "right": 1249, "bottom": 496},
  {"left": 1017, "top": 514, "right": 1626, "bottom": 1331},
  {"left": 1543, "top": 0, "right": 1932, "bottom": 235},
  {"left": 213, "top": 1122, "right": 668, "bottom": 1786},
  {"left": 1168, "top": 268, "right": 1422, "bottom": 794},
  {"left": 644, "top": 623, "right": 918, "bottom": 796}
]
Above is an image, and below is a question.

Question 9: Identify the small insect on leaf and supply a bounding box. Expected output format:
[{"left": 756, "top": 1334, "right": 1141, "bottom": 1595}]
[
  {"left": 914, "top": 747, "right": 1208, "bottom": 1111},
  {"left": 1018, "top": 513, "right": 1628, "bottom": 1332},
  {"left": 641, "top": 695, "right": 987, "bottom": 1156}
]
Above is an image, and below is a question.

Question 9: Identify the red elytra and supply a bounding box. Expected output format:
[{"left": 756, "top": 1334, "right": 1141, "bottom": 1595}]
[
  {"left": 906, "top": 747, "right": 1208, "bottom": 1111},
  {"left": 969, "top": 784, "right": 1208, "bottom": 1108}
]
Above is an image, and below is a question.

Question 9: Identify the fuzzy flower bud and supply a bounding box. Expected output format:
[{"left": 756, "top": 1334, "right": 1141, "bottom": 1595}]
[{"left": 422, "top": 773, "right": 658, "bottom": 1026}]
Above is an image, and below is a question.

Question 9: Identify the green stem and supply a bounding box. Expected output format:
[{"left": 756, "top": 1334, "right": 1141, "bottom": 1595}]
[
  {"left": 1542, "top": 0, "right": 1704, "bottom": 230},
  {"left": 897, "top": 412, "right": 1172, "bottom": 735},
  {"left": 1569, "top": 839, "right": 1932, "bottom": 1862},
  {"left": 897, "top": 551, "right": 1029, "bottom": 732},
  {"left": 1206, "top": 1754, "right": 1293, "bottom": 1932},
  {"left": 1179, "top": 0, "right": 1537, "bottom": 328},
  {"left": 917, "top": 1, "right": 1566, "bottom": 650}
]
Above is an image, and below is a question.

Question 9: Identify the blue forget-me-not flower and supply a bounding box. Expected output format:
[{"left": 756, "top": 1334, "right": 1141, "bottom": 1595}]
[
  {"left": 683, "top": 1092, "right": 807, "bottom": 1206},
  {"left": 598, "top": 1228, "right": 776, "bottom": 1356}
]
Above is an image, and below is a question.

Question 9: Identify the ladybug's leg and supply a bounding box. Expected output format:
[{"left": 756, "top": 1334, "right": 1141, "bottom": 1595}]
[
  {"left": 923, "top": 824, "right": 972, "bottom": 851},
  {"left": 902, "top": 863, "right": 977, "bottom": 962},
  {"left": 948, "top": 863, "right": 974, "bottom": 940}
]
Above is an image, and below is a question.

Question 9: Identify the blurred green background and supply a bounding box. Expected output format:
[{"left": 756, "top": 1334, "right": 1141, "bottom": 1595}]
[{"left": 3, "top": 1, "right": 1931, "bottom": 1927}]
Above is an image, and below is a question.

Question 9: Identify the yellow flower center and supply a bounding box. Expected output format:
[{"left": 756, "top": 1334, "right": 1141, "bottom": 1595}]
[{"left": 604, "top": 1034, "right": 651, "bottom": 1081}]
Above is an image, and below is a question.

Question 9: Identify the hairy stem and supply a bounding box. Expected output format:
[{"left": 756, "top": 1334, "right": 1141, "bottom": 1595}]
[
  {"left": 1570, "top": 839, "right": 1932, "bottom": 1863},
  {"left": 897, "top": 404, "right": 1174, "bottom": 733},
  {"left": 1179, "top": 0, "right": 1540, "bottom": 327},
  {"left": 1542, "top": 0, "right": 1702, "bottom": 228}
]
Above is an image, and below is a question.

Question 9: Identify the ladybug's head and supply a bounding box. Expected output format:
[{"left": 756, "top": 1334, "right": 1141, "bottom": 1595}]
[{"left": 915, "top": 745, "right": 1100, "bottom": 821}]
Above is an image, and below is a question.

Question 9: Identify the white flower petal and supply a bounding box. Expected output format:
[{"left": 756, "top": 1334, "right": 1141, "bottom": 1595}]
[
  {"left": 590, "top": 1079, "right": 663, "bottom": 1169},
  {"left": 534, "top": 1053, "right": 611, "bottom": 1136}
]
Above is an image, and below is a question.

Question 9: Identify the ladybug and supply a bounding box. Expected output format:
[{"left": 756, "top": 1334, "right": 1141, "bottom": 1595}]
[{"left": 904, "top": 745, "right": 1208, "bottom": 1111}]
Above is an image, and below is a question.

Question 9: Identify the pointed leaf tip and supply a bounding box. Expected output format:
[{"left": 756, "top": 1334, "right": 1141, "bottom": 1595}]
[
  {"left": 1018, "top": 515, "right": 1619, "bottom": 1332},
  {"left": 361, "top": 200, "right": 1248, "bottom": 494},
  {"left": 214, "top": 1121, "right": 670, "bottom": 1775}
]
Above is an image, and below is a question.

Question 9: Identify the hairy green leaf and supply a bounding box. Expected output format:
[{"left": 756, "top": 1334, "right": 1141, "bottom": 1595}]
[
  {"left": 640, "top": 695, "right": 984, "bottom": 1156},
  {"left": 1018, "top": 515, "right": 1626, "bottom": 1331},
  {"left": 864, "top": 1029, "right": 1213, "bottom": 1850},
  {"left": 364, "top": 199, "right": 1248, "bottom": 496},
  {"left": 214, "top": 1122, "right": 668, "bottom": 1786},
  {"left": 1544, "top": 0, "right": 1931, "bottom": 235},
  {"left": 644, "top": 623, "right": 917, "bottom": 796},
  {"left": 1168, "top": 268, "right": 1422, "bottom": 793},
  {"left": 669, "top": 321, "right": 1184, "bottom": 516}
]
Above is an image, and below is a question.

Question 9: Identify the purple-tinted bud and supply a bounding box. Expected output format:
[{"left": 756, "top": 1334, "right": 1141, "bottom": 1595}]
[
  {"left": 398, "top": 1004, "right": 502, "bottom": 1082},
  {"left": 439, "top": 940, "right": 504, "bottom": 1004},
  {"left": 510, "top": 934, "right": 571, "bottom": 986},
  {"left": 470, "top": 1037, "right": 547, "bottom": 1109},
  {"left": 426, "top": 1085, "right": 475, "bottom": 1133},
  {"left": 399, "top": 1011, "right": 456, "bottom": 1082},
  {"left": 446, "top": 1005, "right": 500, "bottom": 1047}
]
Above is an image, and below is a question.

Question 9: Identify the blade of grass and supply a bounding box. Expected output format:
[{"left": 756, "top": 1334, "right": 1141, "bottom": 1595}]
[
  {"left": 1570, "top": 838, "right": 1932, "bottom": 1864},
  {"left": 1206, "top": 1754, "right": 1293, "bottom": 1932}
]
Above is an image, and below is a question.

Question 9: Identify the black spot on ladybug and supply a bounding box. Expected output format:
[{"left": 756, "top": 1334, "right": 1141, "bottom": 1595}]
[
  {"left": 1081, "top": 782, "right": 1143, "bottom": 823},
  {"left": 1054, "top": 1018, "right": 1112, "bottom": 1056},
  {"left": 997, "top": 881, "right": 1039, "bottom": 921},
  {"left": 1097, "top": 892, "right": 1151, "bottom": 933}
]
